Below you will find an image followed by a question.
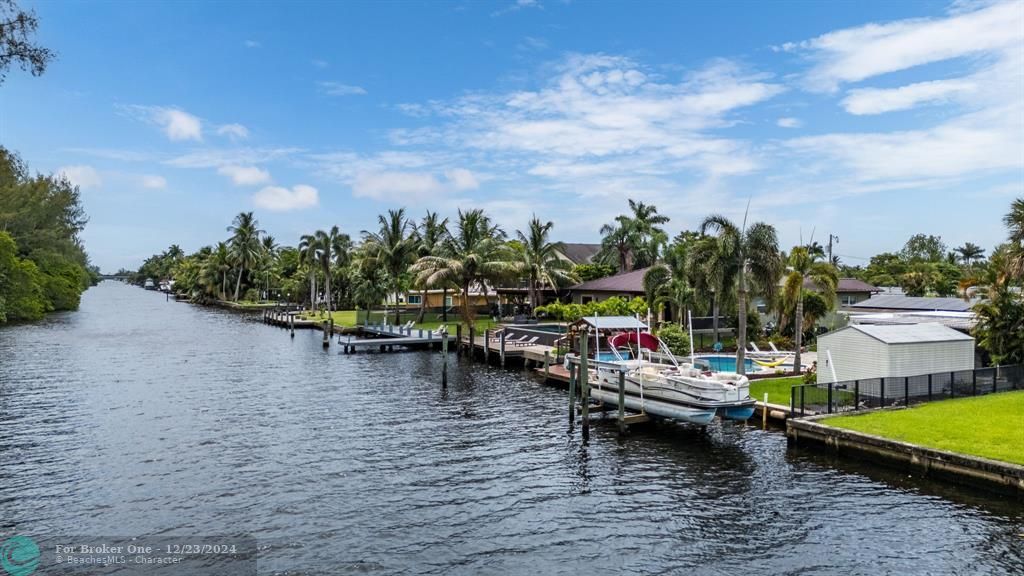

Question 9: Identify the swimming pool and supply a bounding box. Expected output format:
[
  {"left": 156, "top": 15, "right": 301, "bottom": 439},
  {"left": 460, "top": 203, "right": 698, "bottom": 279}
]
[{"left": 696, "top": 355, "right": 756, "bottom": 372}]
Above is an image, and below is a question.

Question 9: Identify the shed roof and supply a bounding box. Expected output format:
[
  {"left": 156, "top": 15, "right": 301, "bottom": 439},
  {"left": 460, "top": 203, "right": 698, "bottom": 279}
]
[
  {"left": 850, "top": 294, "right": 972, "bottom": 312},
  {"left": 569, "top": 267, "right": 648, "bottom": 293},
  {"left": 576, "top": 316, "right": 648, "bottom": 330},
  {"left": 826, "top": 322, "right": 974, "bottom": 344}
]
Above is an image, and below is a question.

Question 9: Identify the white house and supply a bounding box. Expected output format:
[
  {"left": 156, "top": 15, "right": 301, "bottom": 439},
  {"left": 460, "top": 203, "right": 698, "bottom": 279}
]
[{"left": 817, "top": 323, "right": 975, "bottom": 385}]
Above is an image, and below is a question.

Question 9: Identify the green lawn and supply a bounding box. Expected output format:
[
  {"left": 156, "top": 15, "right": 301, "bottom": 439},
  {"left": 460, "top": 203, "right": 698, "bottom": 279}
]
[
  {"left": 823, "top": 390, "right": 1024, "bottom": 465},
  {"left": 750, "top": 376, "right": 804, "bottom": 405},
  {"left": 296, "top": 309, "right": 497, "bottom": 331}
]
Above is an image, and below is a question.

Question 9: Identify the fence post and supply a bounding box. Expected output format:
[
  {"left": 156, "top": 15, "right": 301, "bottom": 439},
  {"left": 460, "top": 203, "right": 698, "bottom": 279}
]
[
  {"left": 904, "top": 376, "right": 910, "bottom": 407},
  {"left": 827, "top": 383, "right": 833, "bottom": 414},
  {"left": 950, "top": 371, "right": 955, "bottom": 398},
  {"left": 972, "top": 370, "right": 977, "bottom": 396},
  {"left": 854, "top": 380, "right": 859, "bottom": 411},
  {"left": 927, "top": 374, "right": 933, "bottom": 401},
  {"left": 992, "top": 368, "right": 998, "bottom": 394},
  {"left": 880, "top": 379, "right": 886, "bottom": 408}
]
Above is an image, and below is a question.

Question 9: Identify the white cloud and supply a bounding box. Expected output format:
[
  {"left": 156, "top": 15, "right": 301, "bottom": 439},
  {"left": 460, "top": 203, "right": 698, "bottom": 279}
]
[
  {"left": 350, "top": 168, "right": 481, "bottom": 201},
  {"left": 317, "top": 81, "right": 367, "bottom": 96},
  {"left": 791, "top": 1, "right": 1023, "bottom": 91},
  {"left": 312, "top": 59, "right": 329, "bottom": 68},
  {"left": 140, "top": 175, "right": 167, "bottom": 189},
  {"left": 244, "top": 40, "right": 260, "bottom": 48},
  {"left": 493, "top": 0, "right": 542, "bottom": 17},
  {"left": 121, "top": 105, "right": 203, "bottom": 141},
  {"left": 57, "top": 165, "right": 102, "bottom": 189},
  {"left": 156, "top": 108, "right": 202, "bottom": 141},
  {"left": 841, "top": 79, "right": 977, "bottom": 115},
  {"left": 445, "top": 168, "right": 479, "bottom": 191},
  {"left": 252, "top": 184, "right": 318, "bottom": 211},
  {"left": 777, "top": 117, "right": 802, "bottom": 128},
  {"left": 217, "top": 165, "right": 271, "bottom": 186},
  {"left": 784, "top": 104, "right": 1022, "bottom": 181},
  {"left": 165, "top": 147, "right": 300, "bottom": 168},
  {"left": 216, "top": 123, "right": 250, "bottom": 140}
]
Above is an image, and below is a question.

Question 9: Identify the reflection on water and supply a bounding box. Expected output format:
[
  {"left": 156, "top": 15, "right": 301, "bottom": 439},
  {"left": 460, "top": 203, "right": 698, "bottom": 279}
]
[{"left": 0, "top": 281, "right": 1021, "bottom": 575}]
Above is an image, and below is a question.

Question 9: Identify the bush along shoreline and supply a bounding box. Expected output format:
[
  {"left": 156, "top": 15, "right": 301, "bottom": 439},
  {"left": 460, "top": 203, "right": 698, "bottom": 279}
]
[{"left": 0, "top": 148, "right": 100, "bottom": 324}]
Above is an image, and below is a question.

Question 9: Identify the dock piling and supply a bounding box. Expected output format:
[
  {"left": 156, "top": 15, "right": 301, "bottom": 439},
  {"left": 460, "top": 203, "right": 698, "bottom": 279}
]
[
  {"left": 617, "top": 369, "right": 627, "bottom": 435},
  {"left": 469, "top": 326, "right": 476, "bottom": 361},
  {"left": 543, "top": 351, "right": 550, "bottom": 381},
  {"left": 456, "top": 324, "right": 463, "bottom": 356},
  {"left": 762, "top": 392, "right": 769, "bottom": 430},
  {"left": 290, "top": 314, "right": 295, "bottom": 338},
  {"left": 580, "top": 330, "right": 590, "bottom": 442},
  {"left": 322, "top": 321, "right": 329, "bottom": 348},
  {"left": 441, "top": 329, "right": 449, "bottom": 387},
  {"left": 568, "top": 363, "right": 577, "bottom": 429},
  {"left": 500, "top": 330, "right": 506, "bottom": 368},
  {"left": 484, "top": 329, "right": 490, "bottom": 363}
]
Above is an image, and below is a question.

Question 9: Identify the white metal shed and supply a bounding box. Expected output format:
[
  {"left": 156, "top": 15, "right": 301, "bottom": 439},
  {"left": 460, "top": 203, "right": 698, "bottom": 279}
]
[{"left": 817, "top": 323, "right": 975, "bottom": 385}]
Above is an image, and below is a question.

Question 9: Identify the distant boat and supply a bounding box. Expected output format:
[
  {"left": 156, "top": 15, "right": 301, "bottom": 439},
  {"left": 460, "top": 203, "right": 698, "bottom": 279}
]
[{"left": 144, "top": 279, "right": 156, "bottom": 290}]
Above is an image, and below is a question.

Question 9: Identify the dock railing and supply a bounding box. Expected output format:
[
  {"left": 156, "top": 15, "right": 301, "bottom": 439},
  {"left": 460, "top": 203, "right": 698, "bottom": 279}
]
[{"left": 790, "top": 364, "right": 1023, "bottom": 417}]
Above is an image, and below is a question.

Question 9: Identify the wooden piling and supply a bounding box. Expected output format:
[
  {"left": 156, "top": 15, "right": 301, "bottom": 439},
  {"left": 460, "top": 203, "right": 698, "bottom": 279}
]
[
  {"left": 469, "top": 326, "right": 476, "bottom": 361},
  {"left": 322, "top": 321, "right": 329, "bottom": 348},
  {"left": 456, "top": 324, "right": 463, "bottom": 356},
  {"left": 543, "top": 351, "right": 550, "bottom": 381},
  {"left": 762, "top": 392, "right": 769, "bottom": 430},
  {"left": 484, "top": 329, "right": 490, "bottom": 363},
  {"left": 568, "top": 363, "right": 577, "bottom": 428},
  {"left": 618, "top": 369, "right": 627, "bottom": 435},
  {"left": 289, "top": 314, "right": 294, "bottom": 338},
  {"left": 580, "top": 330, "right": 590, "bottom": 441},
  {"left": 441, "top": 329, "right": 449, "bottom": 387},
  {"left": 500, "top": 330, "right": 506, "bottom": 368}
]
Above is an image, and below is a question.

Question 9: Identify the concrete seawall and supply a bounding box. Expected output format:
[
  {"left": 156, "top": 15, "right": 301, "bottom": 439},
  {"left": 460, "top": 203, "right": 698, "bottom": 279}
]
[{"left": 788, "top": 414, "right": 1024, "bottom": 496}]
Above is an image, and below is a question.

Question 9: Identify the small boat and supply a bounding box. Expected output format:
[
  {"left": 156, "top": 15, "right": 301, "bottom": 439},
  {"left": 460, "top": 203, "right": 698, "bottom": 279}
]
[
  {"left": 143, "top": 279, "right": 156, "bottom": 290},
  {"left": 567, "top": 315, "right": 756, "bottom": 426}
]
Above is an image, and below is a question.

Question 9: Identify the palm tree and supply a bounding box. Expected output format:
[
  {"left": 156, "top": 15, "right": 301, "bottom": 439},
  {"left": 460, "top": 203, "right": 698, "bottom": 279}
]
[
  {"left": 700, "top": 213, "right": 782, "bottom": 375},
  {"left": 314, "top": 226, "right": 351, "bottom": 314},
  {"left": 298, "top": 233, "right": 319, "bottom": 309},
  {"left": 413, "top": 211, "right": 449, "bottom": 323},
  {"left": 954, "top": 242, "right": 985, "bottom": 267},
  {"left": 226, "top": 211, "right": 263, "bottom": 301},
  {"left": 596, "top": 199, "right": 670, "bottom": 272},
  {"left": 1006, "top": 198, "right": 1024, "bottom": 281},
  {"left": 210, "top": 241, "right": 232, "bottom": 300},
  {"left": 515, "top": 216, "right": 577, "bottom": 311},
  {"left": 643, "top": 241, "right": 695, "bottom": 326},
  {"left": 782, "top": 246, "right": 838, "bottom": 374},
  {"left": 362, "top": 209, "right": 418, "bottom": 324},
  {"left": 689, "top": 235, "right": 737, "bottom": 344},
  {"left": 411, "top": 208, "right": 516, "bottom": 328}
]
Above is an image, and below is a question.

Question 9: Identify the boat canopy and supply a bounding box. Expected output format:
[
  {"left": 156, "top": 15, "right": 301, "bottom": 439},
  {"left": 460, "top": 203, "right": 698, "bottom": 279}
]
[
  {"left": 608, "top": 331, "right": 660, "bottom": 352},
  {"left": 575, "top": 316, "right": 648, "bottom": 330}
]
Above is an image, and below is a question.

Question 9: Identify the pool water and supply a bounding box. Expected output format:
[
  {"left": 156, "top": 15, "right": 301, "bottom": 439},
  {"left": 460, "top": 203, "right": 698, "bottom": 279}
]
[{"left": 698, "top": 355, "right": 756, "bottom": 372}]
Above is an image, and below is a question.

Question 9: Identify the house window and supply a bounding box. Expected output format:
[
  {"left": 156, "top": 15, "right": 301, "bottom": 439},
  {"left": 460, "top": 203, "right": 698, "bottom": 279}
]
[
  {"left": 581, "top": 295, "right": 594, "bottom": 304},
  {"left": 841, "top": 294, "right": 856, "bottom": 306},
  {"left": 444, "top": 295, "right": 453, "bottom": 307},
  {"left": 407, "top": 295, "right": 422, "bottom": 305}
]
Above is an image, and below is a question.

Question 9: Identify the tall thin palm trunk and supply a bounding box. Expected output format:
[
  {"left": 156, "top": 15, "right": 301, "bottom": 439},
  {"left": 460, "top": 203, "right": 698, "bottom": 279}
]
[
  {"left": 793, "top": 287, "right": 804, "bottom": 376},
  {"left": 712, "top": 293, "right": 720, "bottom": 344},
  {"left": 416, "top": 288, "right": 427, "bottom": 323},
  {"left": 234, "top": 267, "right": 243, "bottom": 301},
  {"left": 393, "top": 288, "right": 402, "bottom": 324},
  {"left": 736, "top": 267, "right": 748, "bottom": 376},
  {"left": 442, "top": 287, "right": 448, "bottom": 322}
]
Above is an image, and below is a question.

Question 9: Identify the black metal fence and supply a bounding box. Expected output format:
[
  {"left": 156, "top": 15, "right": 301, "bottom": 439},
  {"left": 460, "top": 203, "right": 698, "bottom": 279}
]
[{"left": 790, "top": 364, "right": 1024, "bottom": 417}]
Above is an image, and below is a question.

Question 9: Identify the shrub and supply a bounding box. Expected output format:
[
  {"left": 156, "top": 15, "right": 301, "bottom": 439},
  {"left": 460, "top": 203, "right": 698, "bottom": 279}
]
[{"left": 657, "top": 324, "right": 691, "bottom": 356}]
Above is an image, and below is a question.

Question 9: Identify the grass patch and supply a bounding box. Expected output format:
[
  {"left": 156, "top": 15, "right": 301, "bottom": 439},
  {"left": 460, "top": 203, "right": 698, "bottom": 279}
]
[
  {"left": 750, "top": 376, "right": 804, "bottom": 405},
  {"left": 296, "top": 309, "right": 497, "bottom": 331},
  {"left": 823, "top": 390, "right": 1024, "bottom": 465}
]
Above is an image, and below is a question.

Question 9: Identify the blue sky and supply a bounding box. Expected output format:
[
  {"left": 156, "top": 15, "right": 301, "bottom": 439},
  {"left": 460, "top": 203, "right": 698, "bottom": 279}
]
[{"left": 4, "top": 0, "right": 1022, "bottom": 272}]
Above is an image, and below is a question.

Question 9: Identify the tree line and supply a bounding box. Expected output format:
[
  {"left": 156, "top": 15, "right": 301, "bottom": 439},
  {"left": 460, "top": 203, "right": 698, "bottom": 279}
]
[{"left": 0, "top": 148, "right": 100, "bottom": 323}]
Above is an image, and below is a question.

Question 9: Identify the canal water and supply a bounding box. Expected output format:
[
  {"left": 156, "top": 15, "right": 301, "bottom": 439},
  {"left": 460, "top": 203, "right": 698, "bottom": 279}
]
[{"left": 1, "top": 281, "right": 1021, "bottom": 575}]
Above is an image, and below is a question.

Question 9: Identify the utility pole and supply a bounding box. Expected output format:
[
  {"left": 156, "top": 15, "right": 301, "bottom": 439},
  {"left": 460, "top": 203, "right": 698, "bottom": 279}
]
[{"left": 828, "top": 234, "right": 839, "bottom": 264}]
